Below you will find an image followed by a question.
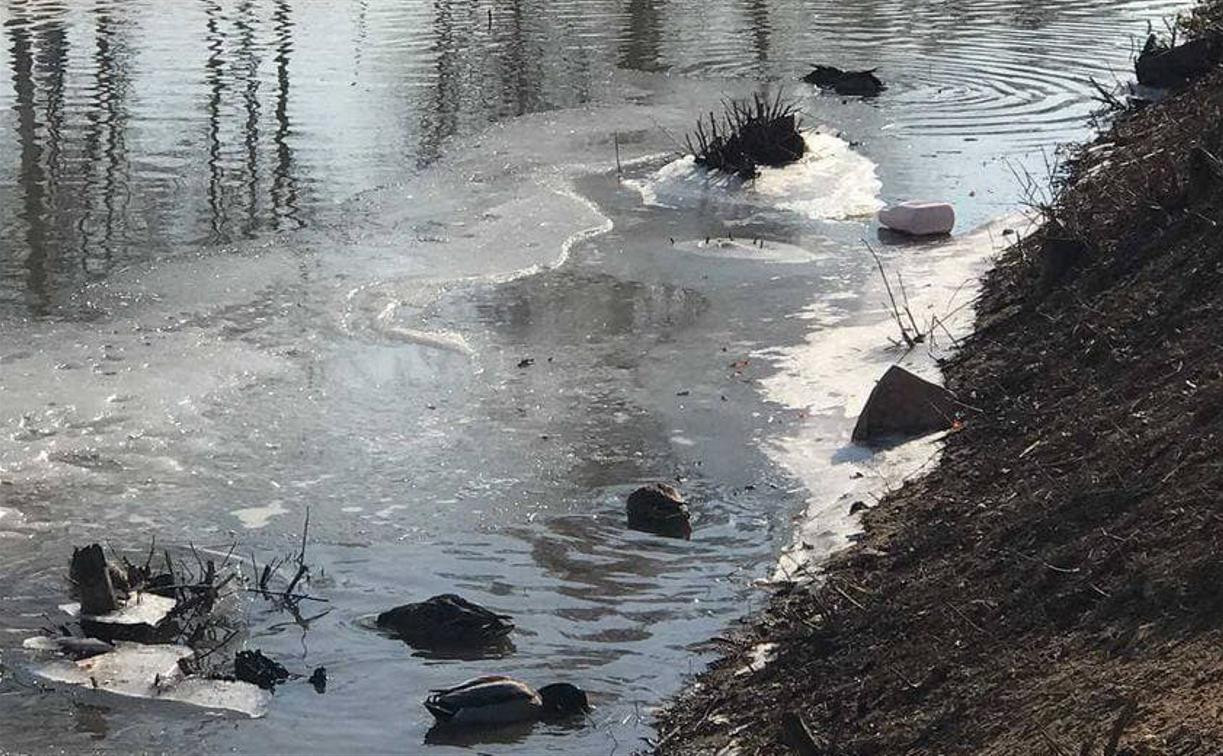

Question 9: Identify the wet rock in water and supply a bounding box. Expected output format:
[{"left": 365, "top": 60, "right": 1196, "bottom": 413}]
[
  {"left": 626, "top": 483, "right": 692, "bottom": 539},
  {"left": 1136, "top": 34, "right": 1223, "bottom": 88},
  {"left": 376, "top": 594, "right": 514, "bottom": 649},
  {"left": 849, "top": 500, "right": 869, "bottom": 515},
  {"left": 878, "top": 201, "right": 956, "bottom": 236},
  {"left": 851, "top": 366, "right": 958, "bottom": 444},
  {"left": 308, "top": 666, "right": 327, "bottom": 694},
  {"left": 234, "top": 649, "right": 289, "bottom": 691},
  {"left": 802, "top": 65, "right": 885, "bottom": 97},
  {"left": 70, "top": 544, "right": 120, "bottom": 616}
]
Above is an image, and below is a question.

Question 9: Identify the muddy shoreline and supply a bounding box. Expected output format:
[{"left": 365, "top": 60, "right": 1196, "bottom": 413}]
[{"left": 656, "top": 7, "right": 1223, "bottom": 754}]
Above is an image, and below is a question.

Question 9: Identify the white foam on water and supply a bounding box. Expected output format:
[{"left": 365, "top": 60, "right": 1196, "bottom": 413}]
[
  {"left": 757, "top": 216, "right": 1029, "bottom": 576},
  {"left": 629, "top": 132, "right": 883, "bottom": 221}
]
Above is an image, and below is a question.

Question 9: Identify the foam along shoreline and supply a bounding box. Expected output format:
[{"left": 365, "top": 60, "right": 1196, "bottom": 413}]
[
  {"left": 629, "top": 131, "right": 883, "bottom": 221},
  {"left": 757, "top": 215, "right": 1028, "bottom": 578}
]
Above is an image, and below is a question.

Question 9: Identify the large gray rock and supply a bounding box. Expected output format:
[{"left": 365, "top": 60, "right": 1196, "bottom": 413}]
[{"left": 851, "top": 366, "right": 958, "bottom": 444}]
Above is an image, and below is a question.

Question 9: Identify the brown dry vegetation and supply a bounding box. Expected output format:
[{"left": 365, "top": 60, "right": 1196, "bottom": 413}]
[{"left": 656, "top": 15, "right": 1223, "bottom": 756}]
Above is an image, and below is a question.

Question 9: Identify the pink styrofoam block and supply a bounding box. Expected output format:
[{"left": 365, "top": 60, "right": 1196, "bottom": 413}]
[{"left": 877, "top": 201, "right": 956, "bottom": 236}]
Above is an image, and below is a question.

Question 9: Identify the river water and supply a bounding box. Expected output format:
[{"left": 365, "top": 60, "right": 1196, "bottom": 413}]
[{"left": 0, "top": 0, "right": 1185, "bottom": 753}]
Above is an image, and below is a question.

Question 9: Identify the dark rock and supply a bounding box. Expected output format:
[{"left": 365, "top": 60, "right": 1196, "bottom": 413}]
[
  {"left": 376, "top": 594, "right": 514, "bottom": 649},
  {"left": 851, "top": 366, "right": 958, "bottom": 444},
  {"left": 234, "top": 649, "right": 289, "bottom": 691},
  {"left": 802, "top": 65, "right": 885, "bottom": 97},
  {"left": 849, "top": 500, "right": 869, "bottom": 515},
  {"left": 1136, "top": 34, "right": 1223, "bottom": 88},
  {"left": 626, "top": 483, "right": 692, "bottom": 539},
  {"left": 69, "top": 544, "right": 120, "bottom": 617},
  {"left": 308, "top": 666, "right": 327, "bottom": 694}
]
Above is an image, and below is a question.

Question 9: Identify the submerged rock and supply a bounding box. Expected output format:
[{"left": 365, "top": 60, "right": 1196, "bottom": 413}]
[
  {"left": 626, "top": 483, "right": 692, "bottom": 539},
  {"left": 376, "top": 594, "right": 514, "bottom": 649},
  {"left": 851, "top": 366, "right": 958, "bottom": 444},
  {"left": 802, "top": 65, "right": 885, "bottom": 97}
]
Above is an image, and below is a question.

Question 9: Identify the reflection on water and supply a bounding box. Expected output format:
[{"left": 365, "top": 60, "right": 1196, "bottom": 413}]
[
  {"left": 71, "top": 703, "right": 110, "bottom": 741},
  {"left": 423, "top": 719, "right": 539, "bottom": 748},
  {"left": 472, "top": 270, "right": 706, "bottom": 343},
  {"left": 0, "top": 0, "right": 1183, "bottom": 318}
]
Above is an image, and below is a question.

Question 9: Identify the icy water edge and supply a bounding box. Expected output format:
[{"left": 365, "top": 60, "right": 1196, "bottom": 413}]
[{"left": 0, "top": 0, "right": 1189, "bottom": 752}]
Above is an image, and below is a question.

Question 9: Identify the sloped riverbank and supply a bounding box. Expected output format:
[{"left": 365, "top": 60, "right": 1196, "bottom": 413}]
[{"left": 657, "top": 9, "right": 1223, "bottom": 755}]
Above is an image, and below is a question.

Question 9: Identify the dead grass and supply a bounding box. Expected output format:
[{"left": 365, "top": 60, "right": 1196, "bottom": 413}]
[{"left": 655, "top": 38, "right": 1223, "bottom": 756}]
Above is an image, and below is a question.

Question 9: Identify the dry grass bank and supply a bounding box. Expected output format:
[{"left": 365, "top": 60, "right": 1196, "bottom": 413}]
[{"left": 657, "top": 14, "right": 1223, "bottom": 756}]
